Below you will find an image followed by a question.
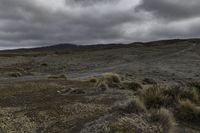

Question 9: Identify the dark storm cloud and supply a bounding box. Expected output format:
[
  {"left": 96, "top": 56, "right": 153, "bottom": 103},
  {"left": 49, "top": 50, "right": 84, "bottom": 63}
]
[
  {"left": 137, "top": 0, "right": 200, "bottom": 21},
  {"left": 0, "top": 0, "right": 200, "bottom": 49}
]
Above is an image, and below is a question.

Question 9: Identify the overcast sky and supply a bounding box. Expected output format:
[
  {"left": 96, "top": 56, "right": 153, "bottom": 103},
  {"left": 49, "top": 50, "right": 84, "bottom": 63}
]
[{"left": 0, "top": 0, "right": 200, "bottom": 49}]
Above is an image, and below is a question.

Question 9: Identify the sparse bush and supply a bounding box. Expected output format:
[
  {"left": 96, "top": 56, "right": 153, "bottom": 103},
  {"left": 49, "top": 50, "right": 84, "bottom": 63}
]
[
  {"left": 122, "top": 81, "right": 142, "bottom": 91},
  {"left": 149, "top": 108, "right": 176, "bottom": 133},
  {"left": 112, "top": 97, "right": 146, "bottom": 114},
  {"left": 138, "top": 85, "right": 169, "bottom": 109},
  {"left": 8, "top": 72, "right": 22, "bottom": 77},
  {"left": 177, "top": 100, "right": 200, "bottom": 122},
  {"left": 48, "top": 74, "right": 67, "bottom": 80}
]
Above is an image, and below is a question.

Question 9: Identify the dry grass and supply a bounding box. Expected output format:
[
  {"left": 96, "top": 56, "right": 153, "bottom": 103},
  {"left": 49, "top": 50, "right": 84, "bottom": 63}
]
[
  {"left": 94, "top": 72, "right": 122, "bottom": 89},
  {"left": 112, "top": 97, "right": 146, "bottom": 114},
  {"left": 89, "top": 77, "right": 98, "bottom": 83},
  {"left": 149, "top": 108, "right": 176, "bottom": 133},
  {"left": 177, "top": 99, "right": 200, "bottom": 122},
  {"left": 122, "top": 81, "right": 142, "bottom": 91},
  {"left": 109, "top": 117, "right": 136, "bottom": 133},
  {"left": 179, "top": 88, "right": 199, "bottom": 103},
  {"left": 102, "top": 72, "right": 121, "bottom": 83},
  {"left": 138, "top": 85, "right": 169, "bottom": 109}
]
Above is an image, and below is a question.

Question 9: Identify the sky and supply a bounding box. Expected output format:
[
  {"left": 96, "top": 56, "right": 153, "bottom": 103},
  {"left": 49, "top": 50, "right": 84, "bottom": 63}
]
[{"left": 0, "top": 0, "right": 200, "bottom": 49}]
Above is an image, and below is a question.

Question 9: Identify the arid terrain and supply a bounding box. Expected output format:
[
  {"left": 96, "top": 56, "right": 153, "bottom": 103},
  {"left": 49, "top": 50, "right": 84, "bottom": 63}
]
[{"left": 0, "top": 39, "right": 200, "bottom": 133}]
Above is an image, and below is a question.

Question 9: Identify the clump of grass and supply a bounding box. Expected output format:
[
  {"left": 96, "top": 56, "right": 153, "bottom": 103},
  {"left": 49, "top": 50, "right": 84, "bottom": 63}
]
[
  {"left": 179, "top": 88, "right": 199, "bottom": 103},
  {"left": 48, "top": 74, "right": 67, "bottom": 80},
  {"left": 177, "top": 99, "right": 200, "bottom": 122},
  {"left": 112, "top": 97, "right": 146, "bottom": 114},
  {"left": 122, "top": 81, "right": 142, "bottom": 91},
  {"left": 149, "top": 108, "right": 176, "bottom": 133},
  {"left": 8, "top": 72, "right": 22, "bottom": 77},
  {"left": 109, "top": 117, "right": 136, "bottom": 133},
  {"left": 94, "top": 72, "right": 122, "bottom": 89},
  {"left": 89, "top": 77, "right": 98, "bottom": 83},
  {"left": 187, "top": 81, "right": 200, "bottom": 92},
  {"left": 102, "top": 72, "right": 121, "bottom": 84},
  {"left": 95, "top": 81, "right": 109, "bottom": 92},
  {"left": 138, "top": 85, "right": 169, "bottom": 109}
]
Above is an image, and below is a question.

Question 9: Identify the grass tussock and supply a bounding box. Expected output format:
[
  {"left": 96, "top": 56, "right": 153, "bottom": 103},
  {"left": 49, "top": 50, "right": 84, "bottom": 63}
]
[
  {"left": 112, "top": 97, "right": 146, "bottom": 114},
  {"left": 149, "top": 108, "right": 176, "bottom": 133},
  {"left": 102, "top": 72, "right": 121, "bottom": 83},
  {"left": 94, "top": 72, "right": 122, "bottom": 89},
  {"left": 179, "top": 88, "right": 199, "bottom": 103},
  {"left": 89, "top": 77, "right": 98, "bottom": 83},
  {"left": 122, "top": 81, "right": 142, "bottom": 91},
  {"left": 177, "top": 99, "right": 200, "bottom": 122},
  {"left": 109, "top": 117, "right": 136, "bottom": 133},
  {"left": 138, "top": 85, "right": 169, "bottom": 109}
]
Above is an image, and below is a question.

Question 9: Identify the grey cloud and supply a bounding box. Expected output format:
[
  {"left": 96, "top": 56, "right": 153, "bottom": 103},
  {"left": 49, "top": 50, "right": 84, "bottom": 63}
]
[
  {"left": 0, "top": 0, "right": 200, "bottom": 49},
  {"left": 136, "top": 0, "right": 200, "bottom": 21}
]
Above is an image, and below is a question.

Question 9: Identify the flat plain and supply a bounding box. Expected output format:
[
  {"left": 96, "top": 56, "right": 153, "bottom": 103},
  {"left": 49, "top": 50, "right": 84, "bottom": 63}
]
[{"left": 0, "top": 39, "right": 200, "bottom": 133}]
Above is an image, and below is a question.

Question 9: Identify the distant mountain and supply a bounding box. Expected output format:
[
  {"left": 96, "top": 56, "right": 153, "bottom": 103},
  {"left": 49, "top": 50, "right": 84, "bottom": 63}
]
[{"left": 1, "top": 38, "right": 200, "bottom": 53}]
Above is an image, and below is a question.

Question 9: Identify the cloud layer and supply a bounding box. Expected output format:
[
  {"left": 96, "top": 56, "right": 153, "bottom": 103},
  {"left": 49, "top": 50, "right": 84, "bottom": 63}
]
[{"left": 0, "top": 0, "right": 200, "bottom": 49}]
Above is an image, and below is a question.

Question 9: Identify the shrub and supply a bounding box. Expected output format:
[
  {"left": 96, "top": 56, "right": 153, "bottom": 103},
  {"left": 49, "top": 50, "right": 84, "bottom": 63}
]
[
  {"left": 138, "top": 85, "right": 169, "bottom": 109},
  {"left": 112, "top": 97, "right": 146, "bottom": 114},
  {"left": 149, "top": 108, "right": 176, "bottom": 133},
  {"left": 177, "top": 100, "right": 200, "bottom": 122},
  {"left": 122, "top": 81, "right": 142, "bottom": 91}
]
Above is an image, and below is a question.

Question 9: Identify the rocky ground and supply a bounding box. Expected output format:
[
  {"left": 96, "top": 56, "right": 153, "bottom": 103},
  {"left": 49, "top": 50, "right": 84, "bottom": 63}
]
[{"left": 0, "top": 39, "right": 200, "bottom": 133}]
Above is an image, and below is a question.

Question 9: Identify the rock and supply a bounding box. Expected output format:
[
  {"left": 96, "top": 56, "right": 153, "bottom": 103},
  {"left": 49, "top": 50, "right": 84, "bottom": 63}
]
[{"left": 57, "top": 88, "right": 72, "bottom": 94}]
